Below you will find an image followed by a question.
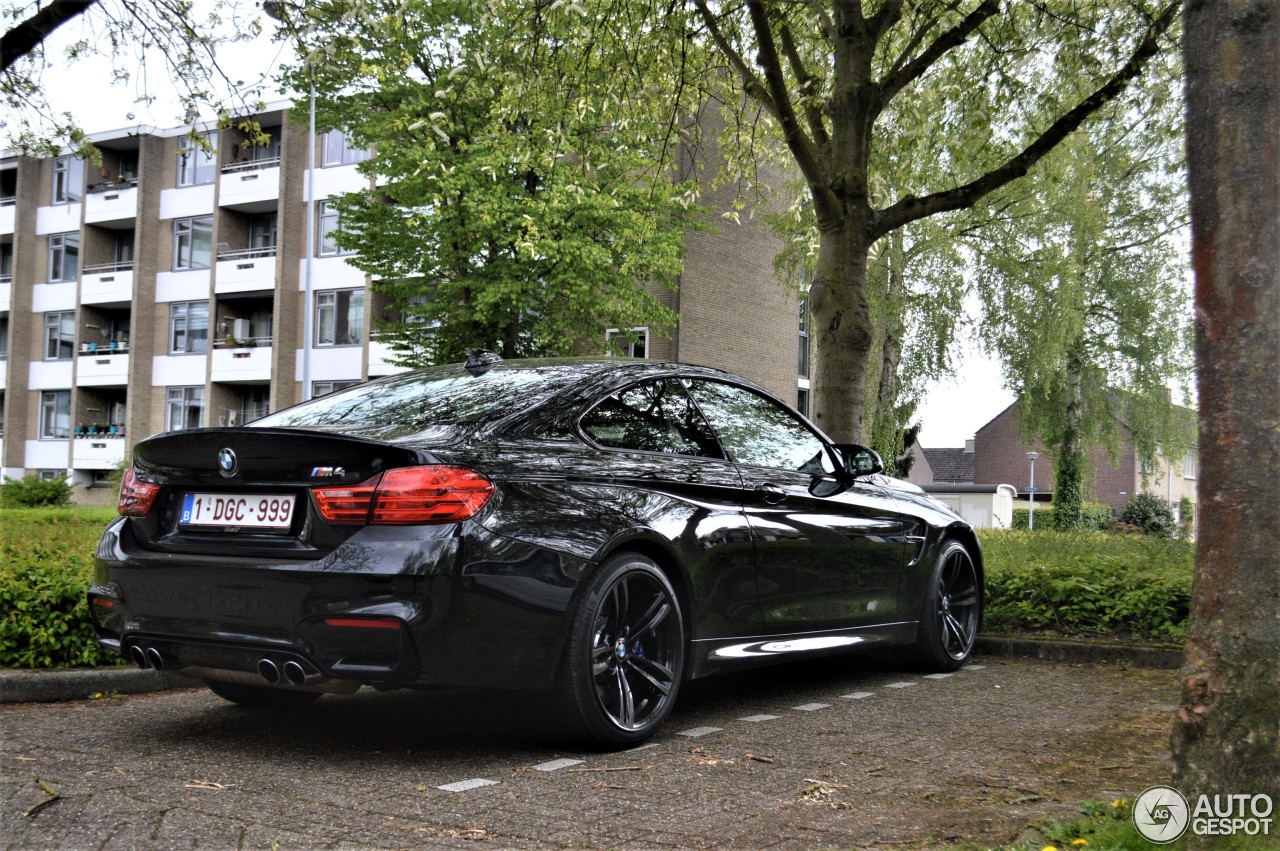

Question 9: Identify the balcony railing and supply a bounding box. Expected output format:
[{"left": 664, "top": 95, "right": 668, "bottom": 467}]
[
  {"left": 86, "top": 178, "right": 138, "bottom": 194},
  {"left": 79, "top": 340, "right": 130, "bottom": 354},
  {"left": 0, "top": 196, "right": 14, "bottom": 207},
  {"left": 83, "top": 261, "right": 135, "bottom": 275},
  {"left": 222, "top": 158, "right": 281, "bottom": 174},
  {"left": 74, "top": 423, "right": 127, "bottom": 438},
  {"left": 217, "top": 246, "right": 277, "bottom": 261},
  {"left": 215, "top": 335, "right": 272, "bottom": 348}
]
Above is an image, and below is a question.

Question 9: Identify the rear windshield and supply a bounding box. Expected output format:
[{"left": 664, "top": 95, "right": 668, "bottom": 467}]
[{"left": 252, "top": 363, "right": 589, "bottom": 436}]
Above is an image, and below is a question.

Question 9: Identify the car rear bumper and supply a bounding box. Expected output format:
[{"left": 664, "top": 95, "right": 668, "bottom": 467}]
[{"left": 90, "top": 517, "right": 589, "bottom": 692}]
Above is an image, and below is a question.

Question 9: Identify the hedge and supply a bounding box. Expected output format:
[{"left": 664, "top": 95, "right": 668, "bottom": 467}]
[
  {"left": 1011, "top": 502, "right": 1113, "bottom": 531},
  {"left": 979, "top": 529, "right": 1194, "bottom": 642},
  {"left": 0, "top": 507, "right": 119, "bottom": 668}
]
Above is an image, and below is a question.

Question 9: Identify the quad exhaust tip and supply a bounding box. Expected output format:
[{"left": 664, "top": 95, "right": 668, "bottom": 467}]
[
  {"left": 257, "top": 658, "right": 281, "bottom": 685},
  {"left": 128, "top": 645, "right": 148, "bottom": 669}
]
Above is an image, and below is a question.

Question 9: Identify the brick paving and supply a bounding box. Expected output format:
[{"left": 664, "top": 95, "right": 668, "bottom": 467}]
[{"left": 0, "top": 656, "right": 1178, "bottom": 849}]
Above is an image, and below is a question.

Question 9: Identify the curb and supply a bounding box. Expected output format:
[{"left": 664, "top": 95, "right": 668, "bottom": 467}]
[
  {"left": 975, "top": 635, "right": 1183, "bottom": 669},
  {"left": 1, "top": 637, "right": 1181, "bottom": 705},
  {"left": 0, "top": 667, "right": 201, "bottom": 705}
]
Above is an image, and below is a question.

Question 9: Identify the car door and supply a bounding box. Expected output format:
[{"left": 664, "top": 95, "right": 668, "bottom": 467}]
[
  {"left": 572, "top": 378, "right": 763, "bottom": 639},
  {"left": 683, "top": 378, "right": 918, "bottom": 635}
]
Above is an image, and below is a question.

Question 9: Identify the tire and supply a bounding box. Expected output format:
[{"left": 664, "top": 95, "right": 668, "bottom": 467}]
[
  {"left": 555, "top": 553, "right": 686, "bottom": 748},
  {"left": 899, "top": 540, "right": 982, "bottom": 672},
  {"left": 205, "top": 679, "right": 324, "bottom": 711}
]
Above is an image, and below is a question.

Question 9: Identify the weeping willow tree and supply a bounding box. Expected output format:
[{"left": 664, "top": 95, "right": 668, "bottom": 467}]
[{"left": 969, "top": 47, "right": 1193, "bottom": 527}]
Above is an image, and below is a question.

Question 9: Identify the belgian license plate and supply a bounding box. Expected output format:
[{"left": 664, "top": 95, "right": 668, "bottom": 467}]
[{"left": 180, "top": 493, "right": 296, "bottom": 530}]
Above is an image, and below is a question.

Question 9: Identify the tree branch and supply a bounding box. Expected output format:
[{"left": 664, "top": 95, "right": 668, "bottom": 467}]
[
  {"left": 690, "top": 0, "right": 775, "bottom": 116},
  {"left": 873, "top": 0, "right": 1179, "bottom": 240},
  {"left": 876, "top": 0, "right": 998, "bottom": 111},
  {"left": 776, "top": 18, "right": 828, "bottom": 147},
  {"left": 1, "top": 0, "right": 100, "bottom": 73}
]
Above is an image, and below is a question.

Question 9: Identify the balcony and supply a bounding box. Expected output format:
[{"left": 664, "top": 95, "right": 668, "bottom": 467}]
[
  {"left": 0, "top": 277, "right": 9, "bottom": 312},
  {"left": 0, "top": 197, "right": 13, "bottom": 235},
  {"left": 368, "top": 338, "right": 410, "bottom": 377},
  {"left": 84, "top": 182, "right": 139, "bottom": 227},
  {"left": 72, "top": 429, "right": 127, "bottom": 470},
  {"left": 211, "top": 339, "right": 273, "bottom": 383},
  {"left": 215, "top": 248, "right": 277, "bottom": 294},
  {"left": 220, "top": 160, "right": 281, "bottom": 212},
  {"left": 77, "top": 349, "right": 129, "bottom": 387},
  {"left": 81, "top": 263, "right": 135, "bottom": 305}
]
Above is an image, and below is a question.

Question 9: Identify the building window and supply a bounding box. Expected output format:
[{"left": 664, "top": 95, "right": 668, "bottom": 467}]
[
  {"left": 44, "top": 311, "right": 75, "bottom": 360},
  {"left": 1184, "top": 450, "right": 1198, "bottom": 480},
  {"left": 321, "top": 129, "right": 371, "bottom": 167},
  {"left": 798, "top": 297, "right": 810, "bottom": 378},
  {"left": 170, "top": 301, "right": 209, "bottom": 354},
  {"left": 166, "top": 386, "right": 205, "bottom": 431},
  {"left": 48, "top": 232, "right": 79, "bottom": 282},
  {"left": 312, "top": 379, "right": 361, "bottom": 397},
  {"left": 249, "top": 213, "right": 277, "bottom": 254},
  {"left": 177, "top": 133, "right": 218, "bottom": 186},
  {"left": 318, "top": 201, "right": 346, "bottom": 256},
  {"left": 53, "top": 156, "right": 84, "bottom": 204},
  {"left": 606, "top": 328, "right": 648, "bottom": 358},
  {"left": 173, "top": 216, "right": 213, "bottom": 270},
  {"left": 39, "top": 390, "right": 71, "bottom": 439},
  {"left": 316, "top": 289, "right": 364, "bottom": 346}
]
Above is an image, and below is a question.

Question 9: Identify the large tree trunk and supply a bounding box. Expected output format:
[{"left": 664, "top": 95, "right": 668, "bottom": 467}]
[
  {"left": 1054, "top": 343, "right": 1086, "bottom": 530},
  {"left": 809, "top": 219, "right": 875, "bottom": 444},
  {"left": 1172, "top": 0, "right": 1280, "bottom": 801}
]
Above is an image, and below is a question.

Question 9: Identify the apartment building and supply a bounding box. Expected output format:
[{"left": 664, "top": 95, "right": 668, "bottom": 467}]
[{"left": 0, "top": 100, "right": 809, "bottom": 501}]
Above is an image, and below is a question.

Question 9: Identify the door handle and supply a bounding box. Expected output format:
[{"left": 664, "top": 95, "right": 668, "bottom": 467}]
[{"left": 754, "top": 483, "right": 787, "bottom": 505}]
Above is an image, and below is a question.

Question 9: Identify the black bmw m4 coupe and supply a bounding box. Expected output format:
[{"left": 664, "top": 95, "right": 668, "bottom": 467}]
[{"left": 91, "top": 353, "right": 983, "bottom": 747}]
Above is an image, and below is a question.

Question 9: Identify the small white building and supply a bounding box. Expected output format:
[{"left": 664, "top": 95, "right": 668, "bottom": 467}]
[{"left": 923, "top": 484, "right": 1017, "bottom": 530}]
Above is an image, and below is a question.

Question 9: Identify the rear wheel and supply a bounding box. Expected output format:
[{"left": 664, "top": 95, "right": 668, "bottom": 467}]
[
  {"left": 555, "top": 553, "right": 686, "bottom": 748},
  {"left": 900, "top": 540, "right": 982, "bottom": 672},
  {"left": 205, "top": 679, "right": 324, "bottom": 711}
]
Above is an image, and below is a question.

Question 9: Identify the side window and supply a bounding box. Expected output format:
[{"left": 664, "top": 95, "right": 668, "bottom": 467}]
[
  {"left": 685, "top": 380, "right": 827, "bottom": 473},
  {"left": 580, "top": 380, "right": 723, "bottom": 458}
]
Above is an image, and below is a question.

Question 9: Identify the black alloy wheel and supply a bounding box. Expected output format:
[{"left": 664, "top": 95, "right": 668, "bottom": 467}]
[
  {"left": 902, "top": 540, "right": 982, "bottom": 671},
  {"left": 557, "top": 553, "right": 686, "bottom": 747}
]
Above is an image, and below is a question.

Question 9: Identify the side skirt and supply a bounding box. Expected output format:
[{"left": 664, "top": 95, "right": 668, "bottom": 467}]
[{"left": 687, "top": 621, "right": 918, "bottom": 680}]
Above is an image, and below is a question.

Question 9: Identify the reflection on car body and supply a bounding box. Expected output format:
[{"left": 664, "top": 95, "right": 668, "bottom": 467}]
[{"left": 91, "top": 353, "right": 983, "bottom": 747}]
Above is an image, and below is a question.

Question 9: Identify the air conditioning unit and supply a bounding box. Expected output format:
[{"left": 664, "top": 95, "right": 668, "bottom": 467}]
[{"left": 232, "top": 319, "right": 252, "bottom": 340}]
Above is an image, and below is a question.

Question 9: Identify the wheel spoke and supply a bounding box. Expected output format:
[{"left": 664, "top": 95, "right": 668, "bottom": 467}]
[
  {"left": 949, "top": 589, "right": 979, "bottom": 608},
  {"left": 634, "top": 596, "right": 670, "bottom": 638},
  {"left": 625, "top": 655, "right": 674, "bottom": 695},
  {"left": 944, "top": 612, "right": 969, "bottom": 650},
  {"left": 614, "top": 666, "right": 635, "bottom": 727},
  {"left": 591, "top": 644, "right": 612, "bottom": 678},
  {"left": 610, "top": 576, "right": 630, "bottom": 626}
]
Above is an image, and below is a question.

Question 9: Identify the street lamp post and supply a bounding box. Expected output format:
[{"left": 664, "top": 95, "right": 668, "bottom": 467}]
[{"left": 1026, "top": 451, "right": 1039, "bottom": 530}]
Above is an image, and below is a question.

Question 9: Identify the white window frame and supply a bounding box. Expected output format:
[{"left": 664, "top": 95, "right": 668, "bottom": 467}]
[
  {"left": 166, "top": 386, "right": 205, "bottom": 431},
  {"left": 39, "top": 390, "right": 71, "bottom": 440},
  {"left": 177, "top": 133, "right": 218, "bottom": 187},
  {"left": 315, "top": 289, "right": 364, "bottom": 347},
  {"left": 53, "top": 156, "right": 84, "bottom": 204},
  {"left": 170, "top": 301, "right": 209, "bottom": 355},
  {"left": 48, "top": 232, "right": 79, "bottom": 282},
  {"left": 312, "top": 379, "right": 361, "bottom": 398},
  {"left": 44, "top": 311, "right": 75, "bottom": 361},
  {"left": 1184, "top": 450, "right": 1198, "bottom": 480},
  {"left": 321, "top": 129, "right": 371, "bottom": 167},
  {"left": 173, "top": 216, "right": 213, "bottom": 271},
  {"left": 318, "top": 201, "right": 346, "bottom": 256},
  {"left": 606, "top": 327, "right": 649, "bottom": 358}
]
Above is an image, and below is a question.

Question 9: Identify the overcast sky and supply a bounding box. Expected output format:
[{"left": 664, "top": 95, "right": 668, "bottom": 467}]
[{"left": 34, "top": 8, "right": 1013, "bottom": 446}]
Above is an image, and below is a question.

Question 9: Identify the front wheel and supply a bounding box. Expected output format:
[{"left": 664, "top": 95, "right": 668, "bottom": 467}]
[
  {"left": 900, "top": 540, "right": 982, "bottom": 672},
  {"left": 555, "top": 553, "right": 686, "bottom": 748}
]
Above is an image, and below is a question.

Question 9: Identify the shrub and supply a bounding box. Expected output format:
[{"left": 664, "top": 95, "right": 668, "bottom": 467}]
[
  {"left": 0, "top": 473, "right": 72, "bottom": 508},
  {"left": 979, "top": 529, "right": 1194, "bottom": 641},
  {"left": 1011, "top": 502, "right": 1111, "bottom": 531},
  {"left": 0, "top": 506, "right": 120, "bottom": 668},
  {"left": 1119, "top": 492, "right": 1177, "bottom": 538}
]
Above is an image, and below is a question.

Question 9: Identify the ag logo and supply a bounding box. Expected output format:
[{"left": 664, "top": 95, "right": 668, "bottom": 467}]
[{"left": 1134, "top": 785, "right": 1190, "bottom": 843}]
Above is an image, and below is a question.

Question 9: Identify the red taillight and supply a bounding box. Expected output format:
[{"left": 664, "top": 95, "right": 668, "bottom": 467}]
[
  {"left": 324, "top": 617, "right": 402, "bottom": 630},
  {"left": 118, "top": 468, "right": 161, "bottom": 517},
  {"left": 311, "top": 466, "right": 494, "bottom": 525}
]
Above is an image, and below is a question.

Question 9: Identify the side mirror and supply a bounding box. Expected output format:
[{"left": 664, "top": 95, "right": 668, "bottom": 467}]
[{"left": 834, "top": 443, "right": 885, "bottom": 478}]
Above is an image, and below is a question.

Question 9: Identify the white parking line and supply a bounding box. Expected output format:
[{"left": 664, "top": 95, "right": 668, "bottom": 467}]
[
  {"left": 964, "top": 664, "right": 987, "bottom": 670},
  {"left": 884, "top": 682, "right": 916, "bottom": 689},
  {"left": 533, "top": 758, "right": 584, "bottom": 772},
  {"left": 437, "top": 778, "right": 499, "bottom": 792},
  {"left": 676, "top": 726, "right": 723, "bottom": 737},
  {"left": 923, "top": 673, "right": 954, "bottom": 680},
  {"left": 740, "top": 714, "right": 780, "bottom": 722},
  {"left": 842, "top": 691, "right": 875, "bottom": 700},
  {"left": 792, "top": 703, "right": 830, "bottom": 712}
]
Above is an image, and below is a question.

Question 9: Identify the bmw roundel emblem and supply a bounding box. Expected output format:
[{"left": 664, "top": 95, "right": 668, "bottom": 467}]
[{"left": 217, "top": 448, "right": 238, "bottom": 477}]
